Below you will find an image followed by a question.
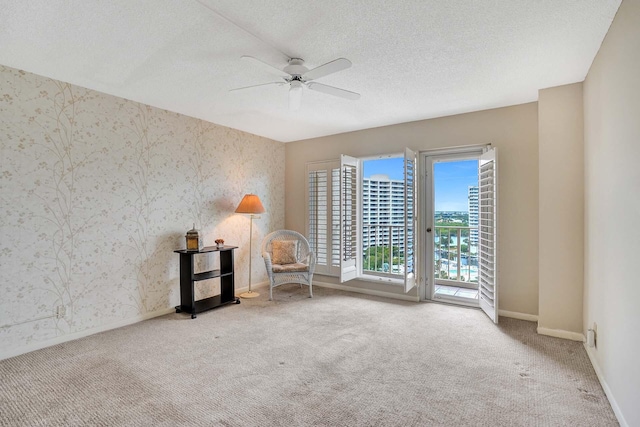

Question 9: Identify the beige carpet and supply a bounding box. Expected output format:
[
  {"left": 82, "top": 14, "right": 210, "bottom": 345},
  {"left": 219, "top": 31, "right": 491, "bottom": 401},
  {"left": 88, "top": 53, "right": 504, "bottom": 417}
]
[{"left": 0, "top": 286, "right": 618, "bottom": 426}]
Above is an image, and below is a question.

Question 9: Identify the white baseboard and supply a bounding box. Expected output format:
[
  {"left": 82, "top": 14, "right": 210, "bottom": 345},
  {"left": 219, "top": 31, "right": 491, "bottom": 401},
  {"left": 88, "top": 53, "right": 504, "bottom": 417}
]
[
  {"left": 537, "top": 326, "right": 585, "bottom": 342},
  {"left": 498, "top": 309, "right": 538, "bottom": 322},
  {"left": 313, "top": 281, "right": 420, "bottom": 302},
  {"left": 584, "top": 344, "right": 629, "bottom": 427},
  {"left": 2, "top": 279, "right": 271, "bottom": 361},
  {"left": 0, "top": 307, "right": 175, "bottom": 361}
]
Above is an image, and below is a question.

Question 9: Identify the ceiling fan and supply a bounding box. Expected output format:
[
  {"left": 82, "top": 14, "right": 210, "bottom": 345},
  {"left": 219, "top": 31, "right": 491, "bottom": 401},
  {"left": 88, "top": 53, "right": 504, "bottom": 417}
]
[{"left": 230, "top": 56, "right": 360, "bottom": 110}]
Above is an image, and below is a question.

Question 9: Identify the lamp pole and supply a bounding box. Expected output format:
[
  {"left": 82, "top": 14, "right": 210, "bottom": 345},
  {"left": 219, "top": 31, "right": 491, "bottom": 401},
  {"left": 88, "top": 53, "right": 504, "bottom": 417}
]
[
  {"left": 247, "top": 214, "right": 255, "bottom": 295},
  {"left": 235, "top": 194, "right": 265, "bottom": 299}
]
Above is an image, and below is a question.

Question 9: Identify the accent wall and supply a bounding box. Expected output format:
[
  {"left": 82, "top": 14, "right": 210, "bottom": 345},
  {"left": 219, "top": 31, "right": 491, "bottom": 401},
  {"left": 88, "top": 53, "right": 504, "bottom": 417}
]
[{"left": 0, "top": 65, "right": 284, "bottom": 359}]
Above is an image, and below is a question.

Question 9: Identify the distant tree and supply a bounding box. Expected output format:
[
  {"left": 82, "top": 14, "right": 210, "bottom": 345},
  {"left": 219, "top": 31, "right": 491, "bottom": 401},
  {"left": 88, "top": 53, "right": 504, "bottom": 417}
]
[{"left": 364, "top": 246, "right": 401, "bottom": 271}]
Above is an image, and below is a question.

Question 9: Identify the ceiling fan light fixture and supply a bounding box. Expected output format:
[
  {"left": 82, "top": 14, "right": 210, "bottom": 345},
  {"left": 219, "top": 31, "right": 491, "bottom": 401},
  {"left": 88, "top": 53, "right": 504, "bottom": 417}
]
[{"left": 289, "top": 80, "right": 303, "bottom": 111}]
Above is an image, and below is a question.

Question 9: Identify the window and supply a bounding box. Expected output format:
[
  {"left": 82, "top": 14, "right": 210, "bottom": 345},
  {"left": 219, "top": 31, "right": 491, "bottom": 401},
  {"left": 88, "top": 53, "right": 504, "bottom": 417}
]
[
  {"left": 362, "top": 159, "right": 404, "bottom": 276},
  {"left": 306, "top": 149, "right": 416, "bottom": 292}
]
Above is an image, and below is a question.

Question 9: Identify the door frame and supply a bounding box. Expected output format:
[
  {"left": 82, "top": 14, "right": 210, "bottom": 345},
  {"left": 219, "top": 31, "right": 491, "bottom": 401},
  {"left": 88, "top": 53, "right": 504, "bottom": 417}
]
[{"left": 418, "top": 145, "right": 486, "bottom": 302}]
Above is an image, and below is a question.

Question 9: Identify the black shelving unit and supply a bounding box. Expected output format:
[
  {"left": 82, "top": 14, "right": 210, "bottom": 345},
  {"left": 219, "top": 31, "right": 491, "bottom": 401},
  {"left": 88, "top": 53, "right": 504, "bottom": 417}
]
[{"left": 174, "top": 246, "right": 239, "bottom": 319}]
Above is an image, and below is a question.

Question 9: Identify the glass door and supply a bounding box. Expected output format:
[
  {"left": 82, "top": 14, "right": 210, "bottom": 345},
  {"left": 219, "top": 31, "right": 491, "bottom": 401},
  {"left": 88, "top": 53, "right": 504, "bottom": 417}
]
[{"left": 421, "top": 149, "right": 482, "bottom": 306}]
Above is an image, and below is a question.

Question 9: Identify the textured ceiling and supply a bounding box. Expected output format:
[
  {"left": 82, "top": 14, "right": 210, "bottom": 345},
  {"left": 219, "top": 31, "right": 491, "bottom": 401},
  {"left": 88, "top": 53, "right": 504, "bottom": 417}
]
[{"left": 0, "top": 0, "right": 621, "bottom": 142}]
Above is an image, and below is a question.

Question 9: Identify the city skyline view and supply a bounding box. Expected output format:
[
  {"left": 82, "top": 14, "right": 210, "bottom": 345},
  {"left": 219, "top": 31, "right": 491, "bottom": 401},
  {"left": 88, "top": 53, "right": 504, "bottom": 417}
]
[{"left": 363, "top": 157, "right": 479, "bottom": 212}]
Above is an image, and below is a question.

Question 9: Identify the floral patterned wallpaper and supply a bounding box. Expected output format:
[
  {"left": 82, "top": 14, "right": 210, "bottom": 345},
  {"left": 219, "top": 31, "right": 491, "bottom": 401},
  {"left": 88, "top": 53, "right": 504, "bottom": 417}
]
[{"left": 0, "top": 65, "right": 284, "bottom": 354}]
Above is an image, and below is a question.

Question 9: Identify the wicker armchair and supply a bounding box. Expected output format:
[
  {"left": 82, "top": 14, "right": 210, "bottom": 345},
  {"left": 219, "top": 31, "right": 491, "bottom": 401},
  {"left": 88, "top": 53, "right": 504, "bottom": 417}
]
[{"left": 261, "top": 230, "right": 315, "bottom": 300}]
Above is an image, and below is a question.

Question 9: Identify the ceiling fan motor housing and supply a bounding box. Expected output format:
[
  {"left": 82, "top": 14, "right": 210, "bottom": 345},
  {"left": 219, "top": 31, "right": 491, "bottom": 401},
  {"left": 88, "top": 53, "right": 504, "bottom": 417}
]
[{"left": 284, "top": 58, "right": 308, "bottom": 78}]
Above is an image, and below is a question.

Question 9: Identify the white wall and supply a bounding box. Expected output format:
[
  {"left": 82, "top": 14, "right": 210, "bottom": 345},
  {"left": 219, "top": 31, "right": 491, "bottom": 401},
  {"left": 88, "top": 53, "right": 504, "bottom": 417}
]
[
  {"left": 285, "top": 103, "right": 540, "bottom": 316},
  {"left": 0, "top": 65, "right": 285, "bottom": 359},
  {"left": 583, "top": 0, "right": 640, "bottom": 425},
  {"left": 537, "top": 83, "right": 584, "bottom": 339}
]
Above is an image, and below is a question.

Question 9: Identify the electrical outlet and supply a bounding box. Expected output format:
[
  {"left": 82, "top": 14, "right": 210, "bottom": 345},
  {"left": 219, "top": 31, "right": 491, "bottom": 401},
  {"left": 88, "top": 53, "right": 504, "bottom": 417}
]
[{"left": 55, "top": 305, "right": 66, "bottom": 319}]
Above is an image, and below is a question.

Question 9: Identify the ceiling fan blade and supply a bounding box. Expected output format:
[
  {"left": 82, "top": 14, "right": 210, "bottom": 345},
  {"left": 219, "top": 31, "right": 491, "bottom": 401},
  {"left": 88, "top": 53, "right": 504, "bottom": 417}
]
[
  {"left": 229, "top": 82, "right": 284, "bottom": 92},
  {"left": 307, "top": 82, "right": 360, "bottom": 100},
  {"left": 303, "top": 58, "right": 352, "bottom": 81},
  {"left": 241, "top": 55, "right": 290, "bottom": 78}
]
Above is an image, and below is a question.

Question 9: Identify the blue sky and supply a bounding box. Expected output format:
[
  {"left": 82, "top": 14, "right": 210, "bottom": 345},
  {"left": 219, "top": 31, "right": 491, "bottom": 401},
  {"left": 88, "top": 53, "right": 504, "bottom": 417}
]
[
  {"left": 363, "top": 157, "right": 404, "bottom": 180},
  {"left": 433, "top": 160, "right": 478, "bottom": 212},
  {"left": 363, "top": 158, "right": 478, "bottom": 212}
]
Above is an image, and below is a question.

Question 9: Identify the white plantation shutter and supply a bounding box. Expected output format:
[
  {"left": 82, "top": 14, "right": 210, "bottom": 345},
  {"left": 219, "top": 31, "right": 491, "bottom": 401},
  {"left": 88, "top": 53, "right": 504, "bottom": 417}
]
[
  {"left": 308, "top": 169, "right": 328, "bottom": 266},
  {"left": 307, "top": 161, "right": 340, "bottom": 276},
  {"left": 331, "top": 167, "right": 341, "bottom": 269},
  {"left": 478, "top": 147, "right": 498, "bottom": 323},
  {"left": 404, "top": 147, "right": 417, "bottom": 292},
  {"left": 340, "top": 155, "right": 360, "bottom": 283}
]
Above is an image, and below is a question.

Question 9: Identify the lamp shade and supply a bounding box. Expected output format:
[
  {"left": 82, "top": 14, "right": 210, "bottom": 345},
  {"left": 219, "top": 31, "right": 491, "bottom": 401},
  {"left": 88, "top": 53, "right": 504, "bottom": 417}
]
[{"left": 235, "top": 194, "right": 266, "bottom": 214}]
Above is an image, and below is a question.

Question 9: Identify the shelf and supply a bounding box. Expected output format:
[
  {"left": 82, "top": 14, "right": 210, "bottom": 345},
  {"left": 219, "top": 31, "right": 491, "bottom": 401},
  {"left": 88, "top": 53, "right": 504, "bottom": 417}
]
[
  {"left": 193, "top": 270, "right": 220, "bottom": 281},
  {"left": 175, "top": 246, "right": 237, "bottom": 319},
  {"left": 194, "top": 295, "right": 236, "bottom": 312},
  {"left": 174, "top": 245, "right": 238, "bottom": 254},
  {"left": 193, "top": 270, "right": 234, "bottom": 281}
]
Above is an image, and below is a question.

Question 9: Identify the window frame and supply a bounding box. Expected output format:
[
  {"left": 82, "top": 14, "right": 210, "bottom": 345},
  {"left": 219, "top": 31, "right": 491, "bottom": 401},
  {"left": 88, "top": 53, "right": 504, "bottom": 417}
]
[{"left": 306, "top": 149, "right": 416, "bottom": 293}]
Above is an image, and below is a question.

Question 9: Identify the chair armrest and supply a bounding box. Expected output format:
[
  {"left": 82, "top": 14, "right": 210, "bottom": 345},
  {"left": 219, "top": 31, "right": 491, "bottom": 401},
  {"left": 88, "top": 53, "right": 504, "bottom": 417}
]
[
  {"left": 307, "top": 251, "right": 316, "bottom": 276},
  {"left": 263, "top": 251, "right": 273, "bottom": 271}
]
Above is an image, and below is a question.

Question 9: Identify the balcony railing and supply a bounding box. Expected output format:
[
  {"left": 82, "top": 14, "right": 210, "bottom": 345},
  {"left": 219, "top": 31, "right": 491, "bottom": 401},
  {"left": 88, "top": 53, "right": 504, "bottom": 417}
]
[
  {"left": 361, "top": 224, "right": 479, "bottom": 285},
  {"left": 362, "top": 224, "right": 406, "bottom": 276},
  {"left": 434, "top": 226, "right": 478, "bottom": 287}
]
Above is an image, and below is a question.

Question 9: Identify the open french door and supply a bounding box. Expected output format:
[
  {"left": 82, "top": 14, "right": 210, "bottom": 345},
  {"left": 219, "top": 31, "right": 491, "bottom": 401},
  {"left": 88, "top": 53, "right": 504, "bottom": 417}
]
[
  {"left": 478, "top": 147, "right": 498, "bottom": 323},
  {"left": 339, "top": 155, "right": 359, "bottom": 283}
]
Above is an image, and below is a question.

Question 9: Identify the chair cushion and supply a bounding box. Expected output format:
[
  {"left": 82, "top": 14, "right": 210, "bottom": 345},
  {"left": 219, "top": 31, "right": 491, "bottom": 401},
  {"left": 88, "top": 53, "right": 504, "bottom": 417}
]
[
  {"left": 272, "top": 240, "right": 298, "bottom": 265},
  {"left": 272, "top": 262, "right": 309, "bottom": 273}
]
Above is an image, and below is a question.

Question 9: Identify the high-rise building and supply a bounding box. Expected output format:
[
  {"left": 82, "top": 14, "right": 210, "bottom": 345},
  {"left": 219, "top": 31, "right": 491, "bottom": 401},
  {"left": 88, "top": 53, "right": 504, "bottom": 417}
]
[
  {"left": 362, "top": 174, "right": 405, "bottom": 255},
  {"left": 468, "top": 185, "right": 479, "bottom": 244}
]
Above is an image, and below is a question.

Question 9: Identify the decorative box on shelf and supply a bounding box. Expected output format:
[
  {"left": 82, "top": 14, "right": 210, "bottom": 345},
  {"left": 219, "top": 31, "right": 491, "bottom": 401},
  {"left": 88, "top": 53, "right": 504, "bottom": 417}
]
[{"left": 185, "top": 224, "right": 203, "bottom": 251}]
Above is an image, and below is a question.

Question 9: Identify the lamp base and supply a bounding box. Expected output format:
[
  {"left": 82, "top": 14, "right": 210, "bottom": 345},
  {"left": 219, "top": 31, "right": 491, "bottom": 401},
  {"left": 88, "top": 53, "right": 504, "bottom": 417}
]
[{"left": 240, "top": 291, "right": 260, "bottom": 299}]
